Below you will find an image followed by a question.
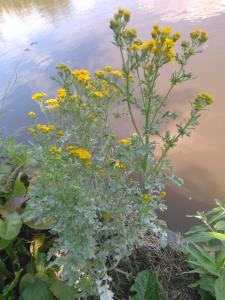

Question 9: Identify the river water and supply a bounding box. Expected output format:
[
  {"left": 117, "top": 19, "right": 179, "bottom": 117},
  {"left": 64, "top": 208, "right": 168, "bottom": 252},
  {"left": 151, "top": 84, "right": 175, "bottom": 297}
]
[{"left": 0, "top": 0, "right": 225, "bottom": 231}]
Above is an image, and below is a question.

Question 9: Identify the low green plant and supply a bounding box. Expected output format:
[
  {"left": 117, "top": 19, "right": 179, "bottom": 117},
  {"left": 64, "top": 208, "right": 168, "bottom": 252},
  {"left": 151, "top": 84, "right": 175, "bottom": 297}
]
[
  {"left": 0, "top": 137, "right": 76, "bottom": 299},
  {"left": 23, "top": 7, "right": 213, "bottom": 299},
  {"left": 183, "top": 199, "right": 225, "bottom": 300},
  {"left": 129, "top": 270, "right": 159, "bottom": 300}
]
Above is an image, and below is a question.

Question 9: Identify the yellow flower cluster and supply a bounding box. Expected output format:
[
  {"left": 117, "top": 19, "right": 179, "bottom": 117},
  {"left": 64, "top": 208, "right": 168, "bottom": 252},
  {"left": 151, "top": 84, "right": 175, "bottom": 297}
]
[
  {"left": 28, "top": 111, "right": 36, "bottom": 119},
  {"left": 143, "top": 193, "right": 151, "bottom": 202},
  {"left": 32, "top": 92, "right": 47, "bottom": 100},
  {"left": 104, "top": 66, "right": 112, "bottom": 72},
  {"left": 190, "top": 29, "right": 208, "bottom": 42},
  {"left": 111, "top": 70, "right": 123, "bottom": 78},
  {"left": 66, "top": 146, "right": 91, "bottom": 160},
  {"left": 118, "top": 7, "right": 131, "bottom": 20},
  {"left": 118, "top": 138, "right": 132, "bottom": 145},
  {"left": 193, "top": 93, "right": 214, "bottom": 111},
  {"left": 114, "top": 159, "right": 126, "bottom": 170},
  {"left": 57, "top": 130, "right": 64, "bottom": 136},
  {"left": 57, "top": 88, "right": 67, "bottom": 98},
  {"left": 49, "top": 145, "right": 61, "bottom": 160},
  {"left": 161, "top": 191, "right": 167, "bottom": 198},
  {"left": 72, "top": 69, "right": 90, "bottom": 83},
  {"left": 130, "top": 24, "right": 180, "bottom": 62},
  {"left": 91, "top": 91, "right": 104, "bottom": 98},
  {"left": 45, "top": 99, "right": 60, "bottom": 110},
  {"left": 36, "top": 124, "right": 56, "bottom": 134},
  {"left": 94, "top": 70, "right": 105, "bottom": 77}
]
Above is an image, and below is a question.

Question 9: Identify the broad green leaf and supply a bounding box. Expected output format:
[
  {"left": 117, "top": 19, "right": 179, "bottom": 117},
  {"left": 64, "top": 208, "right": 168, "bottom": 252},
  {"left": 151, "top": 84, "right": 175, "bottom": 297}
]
[
  {"left": 20, "top": 279, "right": 53, "bottom": 300},
  {"left": 198, "top": 276, "right": 216, "bottom": 295},
  {"left": 0, "top": 212, "right": 22, "bottom": 240},
  {"left": 215, "top": 277, "right": 225, "bottom": 300},
  {"left": 0, "top": 238, "right": 11, "bottom": 250},
  {"left": 19, "top": 274, "right": 35, "bottom": 293},
  {"left": 185, "top": 233, "right": 214, "bottom": 243},
  {"left": 214, "top": 221, "right": 225, "bottom": 231},
  {"left": 129, "top": 270, "right": 159, "bottom": 300},
  {"left": 9, "top": 179, "right": 26, "bottom": 199},
  {"left": 206, "top": 232, "right": 225, "bottom": 241},
  {"left": 49, "top": 278, "right": 76, "bottom": 300},
  {"left": 215, "top": 251, "right": 225, "bottom": 273}
]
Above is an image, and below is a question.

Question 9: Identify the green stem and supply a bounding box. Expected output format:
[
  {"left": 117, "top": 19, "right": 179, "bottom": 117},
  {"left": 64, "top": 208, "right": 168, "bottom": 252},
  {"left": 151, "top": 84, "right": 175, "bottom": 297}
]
[
  {"left": 143, "top": 64, "right": 159, "bottom": 180},
  {"left": 151, "top": 113, "right": 195, "bottom": 180},
  {"left": 119, "top": 47, "right": 144, "bottom": 144}
]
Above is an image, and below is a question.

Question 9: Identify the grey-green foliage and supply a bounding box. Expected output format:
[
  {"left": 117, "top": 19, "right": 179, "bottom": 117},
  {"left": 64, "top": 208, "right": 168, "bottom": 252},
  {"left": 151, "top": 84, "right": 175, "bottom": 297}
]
[
  {"left": 24, "top": 8, "right": 213, "bottom": 300},
  {"left": 184, "top": 199, "right": 225, "bottom": 299}
]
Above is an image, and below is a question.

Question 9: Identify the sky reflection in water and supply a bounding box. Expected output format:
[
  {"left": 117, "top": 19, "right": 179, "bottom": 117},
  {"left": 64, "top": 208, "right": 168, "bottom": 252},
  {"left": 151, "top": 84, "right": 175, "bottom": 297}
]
[{"left": 0, "top": 0, "right": 225, "bottom": 231}]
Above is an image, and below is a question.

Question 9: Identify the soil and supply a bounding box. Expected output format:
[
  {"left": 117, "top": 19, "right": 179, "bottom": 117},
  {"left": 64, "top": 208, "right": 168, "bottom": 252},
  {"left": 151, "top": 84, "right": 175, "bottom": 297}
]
[{"left": 110, "top": 234, "right": 199, "bottom": 300}]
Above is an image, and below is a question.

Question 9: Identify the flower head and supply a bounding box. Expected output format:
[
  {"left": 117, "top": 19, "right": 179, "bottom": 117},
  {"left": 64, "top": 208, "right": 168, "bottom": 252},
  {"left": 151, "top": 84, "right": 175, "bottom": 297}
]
[
  {"left": 28, "top": 111, "right": 36, "bottom": 119},
  {"left": 118, "top": 138, "right": 132, "bottom": 145},
  {"left": 32, "top": 92, "right": 47, "bottom": 100},
  {"left": 57, "top": 89, "right": 67, "bottom": 98},
  {"left": 45, "top": 99, "right": 60, "bottom": 110},
  {"left": 193, "top": 93, "right": 214, "bottom": 111},
  {"left": 67, "top": 147, "right": 91, "bottom": 161},
  {"left": 143, "top": 194, "right": 151, "bottom": 202}
]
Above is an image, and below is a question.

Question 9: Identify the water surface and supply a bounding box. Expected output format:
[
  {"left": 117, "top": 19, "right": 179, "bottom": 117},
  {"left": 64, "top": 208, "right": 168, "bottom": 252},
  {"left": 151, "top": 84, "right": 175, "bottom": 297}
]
[{"left": 0, "top": 0, "right": 225, "bottom": 231}]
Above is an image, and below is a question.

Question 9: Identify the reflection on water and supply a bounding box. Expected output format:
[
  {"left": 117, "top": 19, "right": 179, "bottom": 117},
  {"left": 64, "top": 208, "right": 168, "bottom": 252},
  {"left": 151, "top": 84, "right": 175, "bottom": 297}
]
[
  {"left": 138, "top": 0, "right": 225, "bottom": 22},
  {"left": 0, "top": 0, "right": 225, "bottom": 231}
]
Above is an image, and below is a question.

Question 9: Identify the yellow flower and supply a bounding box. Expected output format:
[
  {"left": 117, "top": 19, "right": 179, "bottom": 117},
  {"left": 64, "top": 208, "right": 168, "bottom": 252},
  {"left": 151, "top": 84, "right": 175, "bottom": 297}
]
[
  {"left": 57, "top": 130, "right": 64, "bottom": 136},
  {"left": 118, "top": 138, "right": 132, "bottom": 145},
  {"left": 65, "top": 145, "right": 77, "bottom": 151},
  {"left": 91, "top": 91, "right": 104, "bottom": 98},
  {"left": 28, "top": 112, "right": 36, "bottom": 119},
  {"left": 161, "top": 191, "right": 167, "bottom": 198},
  {"left": 166, "top": 48, "right": 176, "bottom": 60},
  {"left": 45, "top": 99, "right": 60, "bottom": 110},
  {"left": 200, "top": 31, "right": 208, "bottom": 42},
  {"left": 72, "top": 69, "right": 90, "bottom": 83},
  {"left": 111, "top": 70, "right": 123, "bottom": 78},
  {"left": 101, "top": 80, "right": 109, "bottom": 96},
  {"left": 141, "top": 40, "right": 156, "bottom": 50},
  {"left": 190, "top": 29, "right": 202, "bottom": 39},
  {"left": 162, "top": 26, "right": 172, "bottom": 35},
  {"left": 49, "top": 145, "right": 60, "bottom": 154},
  {"left": 32, "top": 92, "right": 47, "bottom": 100},
  {"left": 57, "top": 89, "right": 67, "bottom": 98},
  {"left": 104, "top": 66, "right": 112, "bottom": 72},
  {"left": 193, "top": 93, "right": 214, "bottom": 111},
  {"left": 173, "top": 32, "right": 181, "bottom": 42},
  {"left": 114, "top": 159, "right": 126, "bottom": 170},
  {"left": 67, "top": 147, "right": 91, "bottom": 160},
  {"left": 130, "top": 43, "right": 140, "bottom": 51},
  {"left": 36, "top": 124, "right": 55, "bottom": 134},
  {"left": 94, "top": 70, "right": 105, "bottom": 77},
  {"left": 165, "top": 38, "right": 175, "bottom": 48},
  {"left": 118, "top": 7, "right": 131, "bottom": 20},
  {"left": 143, "top": 193, "right": 151, "bottom": 202}
]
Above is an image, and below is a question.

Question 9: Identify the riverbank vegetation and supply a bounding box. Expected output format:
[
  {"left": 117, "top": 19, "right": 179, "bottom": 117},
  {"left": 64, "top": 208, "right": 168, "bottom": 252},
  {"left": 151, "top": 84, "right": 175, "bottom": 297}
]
[{"left": 1, "top": 7, "right": 222, "bottom": 300}]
